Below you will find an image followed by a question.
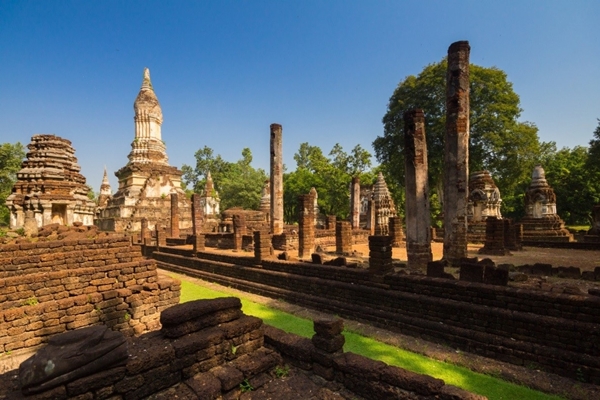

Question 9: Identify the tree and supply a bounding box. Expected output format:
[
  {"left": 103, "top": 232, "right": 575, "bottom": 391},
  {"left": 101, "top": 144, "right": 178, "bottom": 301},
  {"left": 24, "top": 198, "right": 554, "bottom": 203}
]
[
  {"left": 0, "top": 142, "right": 26, "bottom": 225},
  {"left": 587, "top": 119, "right": 600, "bottom": 172},
  {"left": 540, "top": 145, "right": 600, "bottom": 225},
  {"left": 182, "top": 147, "right": 267, "bottom": 210},
  {"left": 374, "top": 58, "right": 542, "bottom": 218},
  {"left": 284, "top": 143, "right": 376, "bottom": 223}
]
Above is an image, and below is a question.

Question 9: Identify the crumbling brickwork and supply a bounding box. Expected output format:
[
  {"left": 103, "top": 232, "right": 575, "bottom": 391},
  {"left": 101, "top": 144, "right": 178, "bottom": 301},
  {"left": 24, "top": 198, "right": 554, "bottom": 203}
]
[
  {"left": 443, "top": 40, "right": 470, "bottom": 263},
  {"left": 0, "top": 234, "right": 180, "bottom": 354}
]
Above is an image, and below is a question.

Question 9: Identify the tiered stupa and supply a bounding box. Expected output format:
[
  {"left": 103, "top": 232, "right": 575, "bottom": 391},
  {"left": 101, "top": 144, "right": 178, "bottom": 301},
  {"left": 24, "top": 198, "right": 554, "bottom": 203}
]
[
  {"left": 467, "top": 170, "right": 502, "bottom": 242},
  {"left": 5, "top": 134, "right": 95, "bottom": 228},
  {"left": 199, "top": 171, "right": 220, "bottom": 232},
  {"left": 95, "top": 68, "right": 191, "bottom": 233},
  {"left": 520, "top": 165, "right": 572, "bottom": 242},
  {"left": 259, "top": 180, "right": 270, "bottom": 223},
  {"left": 97, "top": 167, "right": 112, "bottom": 210},
  {"left": 372, "top": 172, "right": 397, "bottom": 235}
]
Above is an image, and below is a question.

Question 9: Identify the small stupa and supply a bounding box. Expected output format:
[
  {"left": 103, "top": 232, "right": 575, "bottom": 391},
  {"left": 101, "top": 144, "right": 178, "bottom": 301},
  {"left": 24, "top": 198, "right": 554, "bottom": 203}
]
[
  {"left": 259, "top": 180, "right": 270, "bottom": 223},
  {"left": 97, "top": 167, "right": 112, "bottom": 209},
  {"left": 520, "top": 165, "right": 572, "bottom": 242},
  {"left": 467, "top": 171, "right": 502, "bottom": 242},
  {"left": 372, "top": 172, "right": 397, "bottom": 236},
  {"left": 5, "top": 134, "right": 96, "bottom": 228},
  {"left": 95, "top": 68, "right": 191, "bottom": 233}
]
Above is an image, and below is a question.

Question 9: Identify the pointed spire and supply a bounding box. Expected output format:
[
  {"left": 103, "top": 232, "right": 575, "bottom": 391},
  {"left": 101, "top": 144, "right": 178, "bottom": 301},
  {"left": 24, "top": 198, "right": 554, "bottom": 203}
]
[
  {"left": 100, "top": 166, "right": 112, "bottom": 196},
  {"left": 102, "top": 166, "right": 110, "bottom": 185},
  {"left": 141, "top": 67, "right": 153, "bottom": 90}
]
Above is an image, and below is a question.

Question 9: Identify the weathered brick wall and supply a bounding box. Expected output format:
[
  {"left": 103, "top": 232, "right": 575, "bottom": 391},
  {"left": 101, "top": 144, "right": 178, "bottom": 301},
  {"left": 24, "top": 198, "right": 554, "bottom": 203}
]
[
  {"left": 0, "top": 237, "right": 180, "bottom": 354},
  {"left": 153, "top": 251, "right": 600, "bottom": 384},
  {"left": 3, "top": 298, "right": 482, "bottom": 400}
]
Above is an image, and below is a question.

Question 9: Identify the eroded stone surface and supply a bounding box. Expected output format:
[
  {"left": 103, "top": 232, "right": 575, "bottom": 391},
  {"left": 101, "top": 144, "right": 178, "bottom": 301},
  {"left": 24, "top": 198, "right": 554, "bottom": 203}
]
[
  {"left": 6, "top": 134, "right": 96, "bottom": 230},
  {"left": 95, "top": 68, "right": 191, "bottom": 233}
]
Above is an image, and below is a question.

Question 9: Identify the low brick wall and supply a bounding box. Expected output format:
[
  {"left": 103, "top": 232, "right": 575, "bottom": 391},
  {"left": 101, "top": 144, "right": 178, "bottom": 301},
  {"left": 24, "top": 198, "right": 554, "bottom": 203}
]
[
  {"left": 0, "top": 237, "right": 180, "bottom": 354},
  {"left": 4, "top": 298, "right": 483, "bottom": 400},
  {"left": 153, "top": 251, "right": 600, "bottom": 384},
  {"left": 265, "top": 325, "right": 482, "bottom": 400}
]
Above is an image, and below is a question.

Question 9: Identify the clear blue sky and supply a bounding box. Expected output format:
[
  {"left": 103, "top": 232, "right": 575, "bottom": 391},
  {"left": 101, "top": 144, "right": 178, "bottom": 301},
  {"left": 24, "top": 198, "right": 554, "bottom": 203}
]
[{"left": 1, "top": 1, "right": 598, "bottom": 192}]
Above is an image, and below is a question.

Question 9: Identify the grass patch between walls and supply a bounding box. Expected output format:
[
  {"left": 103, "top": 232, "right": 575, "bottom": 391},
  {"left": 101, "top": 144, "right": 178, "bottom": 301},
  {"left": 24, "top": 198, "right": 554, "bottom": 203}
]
[{"left": 178, "top": 278, "right": 563, "bottom": 400}]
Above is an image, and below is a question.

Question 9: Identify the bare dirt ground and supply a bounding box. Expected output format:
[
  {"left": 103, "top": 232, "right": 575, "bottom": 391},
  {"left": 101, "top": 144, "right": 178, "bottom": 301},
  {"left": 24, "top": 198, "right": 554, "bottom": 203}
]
[{"left": 174, "top": 242, "right": 600, "bottom": 399}]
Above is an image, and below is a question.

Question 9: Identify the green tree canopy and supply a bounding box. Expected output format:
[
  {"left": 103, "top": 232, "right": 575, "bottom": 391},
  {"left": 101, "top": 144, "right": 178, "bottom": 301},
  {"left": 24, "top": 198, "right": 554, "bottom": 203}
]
[
  {"left": 284, "top": 143, "right": 376, "bottom": 223},
  {"left": 182, "top": 147, "right": 267, "bottom": 210},
  {"left": 0, "top": 142, "right": 26, "bottom": 225},
  {"left": 373, "top": 58, "right": 543, "bottom": 217}
]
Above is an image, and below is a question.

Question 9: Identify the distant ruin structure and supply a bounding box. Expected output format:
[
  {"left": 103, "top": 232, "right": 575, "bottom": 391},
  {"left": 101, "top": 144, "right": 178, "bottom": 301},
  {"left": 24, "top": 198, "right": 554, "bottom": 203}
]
[
  {"left": 403, "top": 109, "right": 432, "bottom": 268},
  {"left": 350, "top": 176, "right": 361, "bottom": 229},
  {"left": 199, "top": 171, "right": 220, "bottom": 232},
  {"left": 443, "top": 40, "right": 470, "bottom": 263},
  {"left": 6, "top": 134, "right": 95, "bottom": 229},
  {"left": 259, "top": 180, "right": 270, "bottom": 222},
  {"left": 521, "top": 165, "right": 572, "bottom": 242},
  {"left": 95, "top": 68, "right": 191, "bottom": 233},
  {"left": 97, "top": 167, "right": 112, "bottom": 210},
  {"left": 372, "top": 172, "right": 397, "bottom": 236},
  {"left": 270, "top": 123, "right": 284, "bottom": 235},
  {"left": 467, "top": 170, "right": 502, "bottom": 242}
]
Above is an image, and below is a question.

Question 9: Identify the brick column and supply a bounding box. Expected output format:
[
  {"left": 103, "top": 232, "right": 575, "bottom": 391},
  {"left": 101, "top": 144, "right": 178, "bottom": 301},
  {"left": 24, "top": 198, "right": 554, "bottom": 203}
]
[
  {"left": 388, "top": 217, "right": 404, "bottom": 248},
  {"left": 270, "top": 123, "right": 284, "bottom": 235},
  {"left": 335, "top": 221, "right": 352, "bottom": 254},
  {"left": 368, "top": 235, "right": 393, "bottom": 274},
  {"left": 170, "top": 193, "right": 180, "bottom": 238},
  {"left": 233, "top": 214, "right": 246, "bottom": 251},
  {"left": 156, "top": 226, "right": 167, "bottom": 247},
  {"left": 141, "top": 217, "right": 149, "bottom": 243},
  {"left": 479, "top": 216, "right": 508, "bottom": 255},
  {"left": 443, "top": 40, "right": 470, "bottom": 263},
  {"left": 350, "top": 176, "right": 361, "bottom": 229},
  {"left": 367, "top": 199, "right": 375, "bottom": 235},
  {"left": 312, "top": 318, "right": 345, "bottom": 381},
  {"left": 326, "top": 215, "right": 336, "bottom": 230},
  {"left": 298, "top": 193, "right": 315, "bottom": 259},
  {"left": 193, "top": 233, "right": 205, "bottom": 253},
  {"left": 191, "top": 194, "right": 204, "bottom": 235},
  {"left": 403, "top": 108, "right": 432, "bottom": 268},
  {"left": 254, "top": 228, "right": 272, "bottom": 262}
]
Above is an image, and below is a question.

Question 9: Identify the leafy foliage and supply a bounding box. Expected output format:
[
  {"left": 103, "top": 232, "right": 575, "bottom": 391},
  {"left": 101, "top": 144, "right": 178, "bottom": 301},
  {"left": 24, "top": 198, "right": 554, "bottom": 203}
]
[
  {"left": 0, "top": 142, "right": 26, "bottom": 225},
  {"left": 540, "top": 143, "right": 600, "bottom": 225},
  {"left": 284, "top": 143, "right": 376, "bottom": 223},
  {"left": 182, "top": 147, "right": 267, "bottom": 210},
  {"left": 374, "top": 59, "right": 543, "bottom": 218}
]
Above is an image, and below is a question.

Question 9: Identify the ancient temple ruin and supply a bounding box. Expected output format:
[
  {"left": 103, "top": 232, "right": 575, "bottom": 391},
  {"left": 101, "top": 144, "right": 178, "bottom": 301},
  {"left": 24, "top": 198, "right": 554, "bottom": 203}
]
[
  {"left": 5, "top": 134, "right": 95, "bottom": 228},
  {"left": 443, "top": 40, "right": 470, "bottom": 263},
  {"left": 95, "top": 68, "right": 191, "bottom": 233},
  {"left": 467, "top": 170, "right": 502, "bottom": 242},
  {"left": 97, "top": 167, "right": 112, "bottom": 210},
  {"left": 372, "top": 172, "right": 397, "bottom": 235},
  {"left": 520, "top": 165, "right": 572, "bottom": 242}
]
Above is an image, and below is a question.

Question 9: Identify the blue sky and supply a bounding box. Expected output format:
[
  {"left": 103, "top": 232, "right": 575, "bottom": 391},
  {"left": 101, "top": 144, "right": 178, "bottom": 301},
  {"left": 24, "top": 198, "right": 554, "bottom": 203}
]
[{"left": 1, "top": 1, "right": 598, "bottom": 192}]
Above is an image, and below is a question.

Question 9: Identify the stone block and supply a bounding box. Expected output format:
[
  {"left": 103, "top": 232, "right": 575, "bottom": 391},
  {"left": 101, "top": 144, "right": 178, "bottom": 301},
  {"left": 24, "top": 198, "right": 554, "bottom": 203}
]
[
  {"left": 459, "top": 263, "right": 484, "bottom": 283},
  {"left": 313, "top": 318, "right": 344, "bottom": 338},
  {"left": 483, "top": 266, "right": 508, "bottom": 286},
  {"left": 427, "top": 261, "right": 445, "bottom": 278}
]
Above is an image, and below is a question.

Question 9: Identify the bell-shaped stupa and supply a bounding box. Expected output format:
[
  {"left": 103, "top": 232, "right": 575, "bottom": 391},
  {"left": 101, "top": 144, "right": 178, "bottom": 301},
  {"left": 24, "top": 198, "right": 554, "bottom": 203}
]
[{"left": 520, "top": 165, "right": 572, "bottom": 242}]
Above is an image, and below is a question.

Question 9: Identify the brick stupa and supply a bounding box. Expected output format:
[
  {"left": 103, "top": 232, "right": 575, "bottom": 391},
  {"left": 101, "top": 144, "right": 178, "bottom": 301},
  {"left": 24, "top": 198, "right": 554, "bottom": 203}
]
[
  {"left": 467, "top": 170, "right": 502, "bottom": 242},
  {"left": 5, "top": 134, "right": 96, "bottom": 228},
  {"left": 372, "top": 172, "right": 397, "bottom": 236},
  {"left": 95, "top": 68, "right": 191, "bottom": 233},
  {"left": 520, "top": 165, "right": 572, "bottom": 242}
]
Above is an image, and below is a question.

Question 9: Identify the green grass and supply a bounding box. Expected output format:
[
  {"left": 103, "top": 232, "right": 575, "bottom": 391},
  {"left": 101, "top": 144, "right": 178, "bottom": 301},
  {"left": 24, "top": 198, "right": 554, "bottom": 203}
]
[
  {"left": 178, "top": 279, "right": 564, "bottom": 400},
  {"left": 565, "top": 225, "right": 590, "bottom": 232}
]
